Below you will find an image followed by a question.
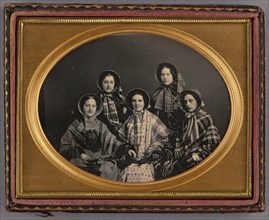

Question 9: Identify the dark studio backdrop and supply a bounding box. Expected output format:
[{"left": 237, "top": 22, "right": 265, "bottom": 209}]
[{"left": 38, "top": 33, "right": 231, "bottom": 150}]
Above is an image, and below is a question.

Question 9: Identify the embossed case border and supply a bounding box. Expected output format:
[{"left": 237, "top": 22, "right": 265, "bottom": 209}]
[{"left": 4, "top": 4, "right": 265, "bottom": 212}]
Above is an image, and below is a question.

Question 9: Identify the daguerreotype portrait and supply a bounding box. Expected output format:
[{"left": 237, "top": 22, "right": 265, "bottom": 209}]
[
  {"left": 4, "top": 4, "right": 265, "bottom": 213},
  {"left": 39, "top": 33, "right": 228, "bottom": 182}
]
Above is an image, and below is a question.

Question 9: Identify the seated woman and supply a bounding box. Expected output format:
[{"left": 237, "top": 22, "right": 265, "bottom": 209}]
[
  {"left": 59, "top": 94, "right": 121, "bottom": 180},
  {"left": 97, "top": 70, "right": 127, "bottom": 136},
  {"left": 117, "top": 88, "right": 170, "bottom": 182},
  {"left": 163, "top": 89, "right": 220, "bottom": 176},
  {"left": 151, "top": 63, "right": 185, "bottom": 132}
]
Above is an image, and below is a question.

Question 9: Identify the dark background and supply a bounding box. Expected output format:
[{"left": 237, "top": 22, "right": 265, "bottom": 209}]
[{"left": 38, "top": 33, "right": 231, "bottom": 149}]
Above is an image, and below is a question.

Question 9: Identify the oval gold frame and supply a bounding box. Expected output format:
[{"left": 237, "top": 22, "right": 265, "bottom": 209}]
[{"left": 25, "top": 24, "right": 243, "bottom": 192}]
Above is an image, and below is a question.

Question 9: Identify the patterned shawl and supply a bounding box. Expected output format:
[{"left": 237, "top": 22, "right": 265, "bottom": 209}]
[
  {"left": 118, "top": 110, "right": 170, "bottom": 160},
  {"left": 153, "top": 72, "right": 185, "bottom": 112},
  {"left": 133, "top": 110, "right": 143, "bottom": 146},
  {"left": 60, "top": 118, "right": 123, "bottom": 160},
  {"left": 180, "top": 109, "right": 220, "bottom": 159},
  {"left": 100, "top": 93, "right": 120, "bottom": 126},
  {"left": 153, "top": 86, "right": 176, "bottom": 112}
]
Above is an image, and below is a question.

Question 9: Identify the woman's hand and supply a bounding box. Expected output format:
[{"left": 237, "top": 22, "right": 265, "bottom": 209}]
[
  {"left": 81, "top": 153, "right": 91, "bottom": 161},
  {"left": 123, "top": 106, "right": 128, "bottom": 114},
  {"left": 128, "top": 149, "right": 137, "bottom": 158},
  {"left": 151, "top": 153, "right": 160, "bottom": 160},
  {"left": 192, "top": 153, "right": 201, "bottom": 162}
]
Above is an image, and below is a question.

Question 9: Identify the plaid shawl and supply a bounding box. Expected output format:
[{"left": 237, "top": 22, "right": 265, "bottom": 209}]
[
  {"left": 161, "top": 109, "right": 221, "bottom": 177},
  {"left": 178, "top": 109, "right": 220, "bottom": 162},
  {"left": 118, "top": 110, "right": 170, "bottom": 182},
  {"left": 118, "top": 110, "right": 170, "bottom": 159},
  {"left": 133, "top": 111, "right": 143, "bottom": 146},
  {"left": 151, "top": 85, "right": 182, "bottom": 131},
  {"left": 153, "top": 71, "right": 185, "bottom": 112},
  {"left": 153, "top": 86, "right": 175, "bottom": 112},
  {"left": 60, "top": 118, "right": 121, "bottom": 180},
  {"left": 60, "top": 118, "right": 121, "bottom": 161},
  {"left": 100, "top": 93, "right": 120, "bottom": 126}
]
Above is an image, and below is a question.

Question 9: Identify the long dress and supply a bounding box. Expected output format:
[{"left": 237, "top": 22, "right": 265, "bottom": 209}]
[
  {"left": 117, "top": 110, "right": 170, "bottom": 182},
  {"left": 60, "top": 117, "right": 121, "bottom": 180}
]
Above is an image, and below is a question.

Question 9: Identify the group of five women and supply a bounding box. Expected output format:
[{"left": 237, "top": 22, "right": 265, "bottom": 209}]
[{"left": 59, "top": 63, "right": 221, "bottom": 182}]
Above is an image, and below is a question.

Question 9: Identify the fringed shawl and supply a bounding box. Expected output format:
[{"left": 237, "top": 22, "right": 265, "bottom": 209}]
[
  {"left": 180, "top": 109, "right": 220, "bottom": 159},
  {"left": 152, "top": 72, "right": 185, "bottom": 113},
  {"left": 60, "top": 119, "right": 121, "bottom": 160},
  {"left": 118, "top": 110, "right": 170, "bottom": 160}
]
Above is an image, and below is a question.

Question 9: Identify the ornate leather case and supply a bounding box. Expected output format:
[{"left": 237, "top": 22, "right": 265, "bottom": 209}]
[{"left": 4, "top": 4, "right": 265, "bottom": 212}]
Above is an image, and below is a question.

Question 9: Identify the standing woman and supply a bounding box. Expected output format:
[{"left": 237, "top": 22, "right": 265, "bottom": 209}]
[
  {"left": 151, "top": 63, "right": 186, "bottom": 131},
  {"left": 117, "top": 88, "right": 170, "bottom": 182},
  {"left": 59, "top": 94, "right": 121, "bottom": 180},
  {"left": 97, "top": 70, "right": 127, "bottom": 136},
  {"left": 170, "top": 90, "right": 221, "bottom": 174}
]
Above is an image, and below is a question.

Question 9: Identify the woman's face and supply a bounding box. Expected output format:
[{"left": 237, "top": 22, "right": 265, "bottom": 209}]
[
  {"left": 132, "top": 94, "right": 145, "bottom": 112},
  {"left": 160, "top": 67, "right": 173, "bottom": 86},
  {"left": 83, "top": 98, "right": 97, "bottom": 117},
  {"left": 184, "top": 94, "right": 198, "bottom": 112},
  {"left": 102, "top": 75, "right": 115, "bottom": 93}
]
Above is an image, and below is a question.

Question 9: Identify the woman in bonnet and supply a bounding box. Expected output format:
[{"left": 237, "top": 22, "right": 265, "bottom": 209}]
[
  {"left": 59, "top": 94, "right": 121, "bottom": 180},
  {"left": 97, "top": 70, "right": 127, "bottom": 136},
  {"left": 117, "top": 88, "right": 170, "bottom": 182},
  {"left": 151, "top": 63, "right": 186, "bottom": 132},
  {"left": 163, "top": 89, "right": 221, "bottom": 176}
]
